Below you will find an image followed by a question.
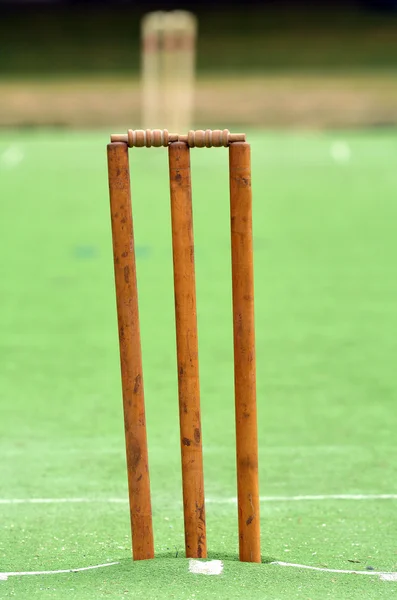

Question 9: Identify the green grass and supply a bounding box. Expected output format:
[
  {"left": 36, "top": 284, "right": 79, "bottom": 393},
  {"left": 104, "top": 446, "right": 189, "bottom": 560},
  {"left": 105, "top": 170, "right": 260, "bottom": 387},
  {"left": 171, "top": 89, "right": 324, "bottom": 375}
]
[{"left": 1, "top": 129, "right": 397, "bottom": 598}]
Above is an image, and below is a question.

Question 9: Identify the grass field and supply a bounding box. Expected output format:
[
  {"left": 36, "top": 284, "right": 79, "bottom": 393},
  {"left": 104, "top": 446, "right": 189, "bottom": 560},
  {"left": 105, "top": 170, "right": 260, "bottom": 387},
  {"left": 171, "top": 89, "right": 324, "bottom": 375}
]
[{"left": 1, "top": 129, "right": 397, "bottom": 598}]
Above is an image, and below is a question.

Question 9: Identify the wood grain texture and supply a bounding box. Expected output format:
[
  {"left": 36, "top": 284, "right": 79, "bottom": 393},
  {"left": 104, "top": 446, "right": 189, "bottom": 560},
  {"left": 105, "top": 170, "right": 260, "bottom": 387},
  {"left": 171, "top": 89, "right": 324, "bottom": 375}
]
[
  {"left": 110, "top": 129, "right": 246, "bottom": 147},
  {"left": 168, "top": 141, "right": 207, "bottom": 559},
  {"left": 107, "top": 142, "right": 154, "bottom": 561},
  {"left": 229, "top": 142, "right": 261, "bottom": 563}
]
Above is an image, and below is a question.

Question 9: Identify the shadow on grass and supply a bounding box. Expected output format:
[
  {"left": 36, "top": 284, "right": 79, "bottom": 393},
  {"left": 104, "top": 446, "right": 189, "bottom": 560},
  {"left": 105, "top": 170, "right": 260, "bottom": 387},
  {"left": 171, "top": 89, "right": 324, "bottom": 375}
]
[{"left": 152, "top": 550, "right": 277, "bottom": 564}]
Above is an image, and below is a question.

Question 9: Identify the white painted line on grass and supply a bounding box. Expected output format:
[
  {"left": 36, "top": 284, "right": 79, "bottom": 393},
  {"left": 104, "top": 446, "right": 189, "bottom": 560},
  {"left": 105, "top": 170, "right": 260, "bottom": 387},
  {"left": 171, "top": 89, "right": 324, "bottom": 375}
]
[
  {"left": 189, "top": 559, "right": 223, "bottom": 576},
  {"left": 2, "top": 494, "right": 397, "bottom": 505},
  {"left": 381, "top": 574, "right": 397, "bottom": 581},
  {"left": 0, "top": 498, "right": 127, "bottom": 504},
  {"left": 0, "top": 562, "right": 119, "bottom": 582},
  {"left": 2, "top": 558, "right": 395, "bottom": 583},
  {"left": 273, "top": 561, "right": 397, "bottom": 581},
  {"left": 207, "top": 493, "right": 397, "bottom": 504},
  {"left": 0, "top": 146, "right": 24, "bottom": 169}
]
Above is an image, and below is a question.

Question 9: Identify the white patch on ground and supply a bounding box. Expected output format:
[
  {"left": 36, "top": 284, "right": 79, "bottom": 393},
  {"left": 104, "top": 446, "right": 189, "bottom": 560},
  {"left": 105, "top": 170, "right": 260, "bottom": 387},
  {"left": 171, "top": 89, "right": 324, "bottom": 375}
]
[
  {"left": 2, "top": 493, "right": 397, "bottom": 505},
  {"left": 0, "top": 562, "right": 119, "bottom": 582},
  {"left": 273, "top": 561, "right": 397, "bottom": 581},
  {"left": 330, "top": 141, "right": 351, "bottom": 163},
  {"left": 380, "top": 574, "right": 397, "bottom": 581},
  {"left": 188, "top": 559, "right": 223, "bottom": 576},
  {"left": 0, "top": 145, "right": 24, "bottom": 169}
]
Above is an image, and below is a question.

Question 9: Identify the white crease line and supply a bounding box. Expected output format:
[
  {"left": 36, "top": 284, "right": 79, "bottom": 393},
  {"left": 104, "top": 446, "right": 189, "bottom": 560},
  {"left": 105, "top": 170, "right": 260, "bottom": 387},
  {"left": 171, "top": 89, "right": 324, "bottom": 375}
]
[
  {"left": 207, "top": 494, "right": 397, "bottom": 504},
  {"left": 0, "top": 498, "right": 127, "bottom": 504},
  {"left": 2, "top": 559, "right": 395, "bottom": 583},
  {"left": 273, "top": 561, "right": 397, "bottom": 581},
  {"left": 0, "top": 562, "right": 119, "bottom": 581},
  {"left": 2, "top": 494, "right": 397, "bottom": 505}
]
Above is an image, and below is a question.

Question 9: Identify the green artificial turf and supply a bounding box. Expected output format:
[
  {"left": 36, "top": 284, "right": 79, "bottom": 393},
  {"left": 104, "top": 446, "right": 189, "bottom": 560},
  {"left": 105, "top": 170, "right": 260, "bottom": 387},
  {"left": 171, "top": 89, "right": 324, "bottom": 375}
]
[{"left": 1, "top": 129, "right": 397, "bottom": 598}]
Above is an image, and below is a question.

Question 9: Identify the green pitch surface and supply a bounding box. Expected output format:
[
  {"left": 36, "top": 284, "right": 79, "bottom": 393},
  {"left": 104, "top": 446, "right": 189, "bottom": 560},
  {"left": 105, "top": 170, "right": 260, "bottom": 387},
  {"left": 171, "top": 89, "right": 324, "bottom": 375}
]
[{"left": 1, "top": 129, "right": 397, "bottom": 598}]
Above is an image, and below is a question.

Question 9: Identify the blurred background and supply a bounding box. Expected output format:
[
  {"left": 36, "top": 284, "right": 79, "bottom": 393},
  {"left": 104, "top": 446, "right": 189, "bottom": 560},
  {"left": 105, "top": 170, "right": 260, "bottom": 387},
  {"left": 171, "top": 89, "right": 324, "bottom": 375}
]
[
  {"left": 2, "top": 2, "right": 397, "bottom": 594},
  {"left": 1, "top": 0, "right": 397, "bottom": 130}
]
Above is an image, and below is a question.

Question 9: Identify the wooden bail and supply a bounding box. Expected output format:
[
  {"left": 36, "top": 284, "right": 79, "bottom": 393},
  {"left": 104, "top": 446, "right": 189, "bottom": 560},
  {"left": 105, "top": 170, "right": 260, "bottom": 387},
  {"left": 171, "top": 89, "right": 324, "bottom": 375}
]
[
  {"left": 168, "top": 141, "right": 207, "bottom": 559},
  {"left": 229, "top": 142, "right": 261, "bottom": 563},
  {"left": 107, "top": 142, "right": 154, "bottom": 561}
]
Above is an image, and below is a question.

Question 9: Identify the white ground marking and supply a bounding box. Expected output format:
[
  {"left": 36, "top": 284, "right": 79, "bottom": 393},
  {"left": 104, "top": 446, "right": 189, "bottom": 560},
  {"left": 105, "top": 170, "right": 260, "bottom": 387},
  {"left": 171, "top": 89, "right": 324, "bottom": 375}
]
[
  {"left": 189, "top": 559, "right": 223, "bottom": 576},
  {"left": 0, "top": 498, "right": 127, "bottom": 504},
  {"left": 0, "top": 562, "right": 119, "bottom": 582},
  {"left": 2, "top": 494, "right": 397, "bottom": 505},
  {"left": 381, "top": 574, "right": 397, "bottom": 581},
  {"left": 208, "top": 493, "right": 397, "bottom": 504},
  {"left": 0, "top": 145, "right": 24, "bottom": 169},
  {"left": 330, "top": 140, "right": 351, "bottom": 163},
  {"left": 273, "top": 561, "right": 397, "bottom": 581},
  {"left": 2, "top": 558, "right": 395, "bottom": 583}
]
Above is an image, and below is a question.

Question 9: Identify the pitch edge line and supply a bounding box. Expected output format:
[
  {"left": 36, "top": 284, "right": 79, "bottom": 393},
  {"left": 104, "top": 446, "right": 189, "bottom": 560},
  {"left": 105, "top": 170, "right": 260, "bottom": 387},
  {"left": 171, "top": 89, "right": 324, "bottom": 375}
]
[
  {"left": 2, "top": 560, "right": 396, "bottom": 582},
  {"left": 2, "top": 494, "right": 397, "bottom": 505},
  {"left": 209, "top": 493, "right": 397, "bottom": 503},
  {"left": 0, "top": 562, "right": 119, "bottom": 581}
]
